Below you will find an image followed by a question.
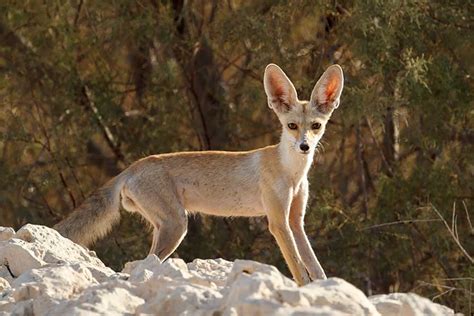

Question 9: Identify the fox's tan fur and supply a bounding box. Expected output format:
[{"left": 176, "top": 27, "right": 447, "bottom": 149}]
[{"left": 55, "top": 63, "right": 344, "bottom": 285}]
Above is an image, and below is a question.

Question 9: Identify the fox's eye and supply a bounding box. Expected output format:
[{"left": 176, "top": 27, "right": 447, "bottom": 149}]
[
  {"left": 288, "top": 123, "right": 298, "bottom": 130},
  {"left": 312, "top": 122, "right": 321, "bottom": 130}
]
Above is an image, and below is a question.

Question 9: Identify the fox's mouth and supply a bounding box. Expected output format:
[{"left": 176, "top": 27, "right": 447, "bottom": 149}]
[
  {"left": 295, "top": 145, "right": 311, "bottom": 155},
  {"left": 296, "top": 149, "right": 311, "bottom": 155}
]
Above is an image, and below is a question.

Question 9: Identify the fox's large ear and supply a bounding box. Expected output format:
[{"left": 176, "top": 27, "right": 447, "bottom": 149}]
[
  {"left": 264, "top": 64, "right": 298, "bottom": 112},
  {"left": 310, "top": 65, "right": 344, "bottom": 114}
]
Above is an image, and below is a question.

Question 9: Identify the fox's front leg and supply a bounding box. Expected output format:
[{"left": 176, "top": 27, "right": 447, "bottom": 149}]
[
  {"left": 263, "top": 188, "right": 311, "bottom": 286},
  {"left": 289, "top": 179, "right": 327, "bottom": 280}
]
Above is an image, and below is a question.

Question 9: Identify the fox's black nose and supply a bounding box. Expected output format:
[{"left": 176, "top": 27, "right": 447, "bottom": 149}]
[{"left": 300, "top": 143, "right": 310, "bottom": 152}]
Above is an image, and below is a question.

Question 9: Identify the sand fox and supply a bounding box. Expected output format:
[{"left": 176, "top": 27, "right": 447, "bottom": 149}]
[{"left": 55, "top": 63, "right": 344, "bottom": 286}]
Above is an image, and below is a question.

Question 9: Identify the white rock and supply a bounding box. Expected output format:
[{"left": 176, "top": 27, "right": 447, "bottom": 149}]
[
  {"left": 369, "top": 295, "right": 403, "bottom": 315},
  {"left": 0, "top": 295, "right": 15, "bottom": 315},
  {"left": 135, "top": 276, "right": 222, "bottom": 315},
  {"left": 0, "top": 228, "right": 14, "bottom": 241},
  {"left": 369, "top": 292, "right": 455, "bottom": 316},
  {"left": 0, "top": 225, "right": 457, "bottom": 316},
  {"left": 0, "top": 265, "right": 14, "bottom": 285},
  {"left": 0, "top": 277, "right": 9, "bottom": 291},
  {"left": 220, "top": 262, "right": 377, "bottom": 316},
  {"left": 51, "top": 281, "right": 145, "bottom": 316},
  {"left": 0, "top": 239, "right": 45, "bottom": 277},
  {"left": 74, "top": 263, "right": 115, "bottom": 283},
  {"left": 154, "top": 258, "right": 191, "bottom": 279},
  {"left": 122, "top": 254, "right": 161, "bottom": 282},
  {"left": 4, "top": 299, "right": 34, "bottom": 316},
  {"left": 226, "top": 259, "right": 296, "bottom": 289},
  {"left": 287, "top": 278, "right": 380, "bottom": 316},
  {"left": 187, "top": 258, "right": 233, "bottom": 287},
  {"left": 219, "top": 260, "right": 298, "bottom": 315},
  {"left": 3, "top": 263, "right": 97, "bottom": 315},
  {"left": 0, "top": 224, "right": 114, "bottom": 282},
  {"left": 14, "top": 224, "right": 105, "bottom": 267},
  {"left": 273, "top": 306, "right": 352, "bottom": 315}
]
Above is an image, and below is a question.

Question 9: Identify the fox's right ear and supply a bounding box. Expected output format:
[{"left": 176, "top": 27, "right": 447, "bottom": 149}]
[
  {"left": 264, "top": 64, "right": 298, "bottom": 112},
  {"left": 310, "top": 64, "right": 344, "bottom": 114}
]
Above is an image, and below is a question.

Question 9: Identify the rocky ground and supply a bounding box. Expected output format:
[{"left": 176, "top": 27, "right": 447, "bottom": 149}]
[{"left": 0, "top": 224, "right": 456, "bottom": 315}]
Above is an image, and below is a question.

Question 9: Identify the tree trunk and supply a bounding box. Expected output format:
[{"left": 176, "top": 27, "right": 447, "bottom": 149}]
[
  {"left": 382, "top": 105, "right": 400, "bottom": 168},
  {"left": 171, "top": 0, "right": 230, "bottom": 150}
]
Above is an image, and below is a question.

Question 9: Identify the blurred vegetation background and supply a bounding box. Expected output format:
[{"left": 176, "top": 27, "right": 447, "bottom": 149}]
[{"left": 0, "top": 0, "right": 472, "bottom": 313}]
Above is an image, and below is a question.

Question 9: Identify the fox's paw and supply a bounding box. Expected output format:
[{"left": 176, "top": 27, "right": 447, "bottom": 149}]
[
  {"left": 296, "top": 269, "right": 312, "bottom": 286},
  {"left": 308, "top": 268, "right": 327, "bottom": 281}
]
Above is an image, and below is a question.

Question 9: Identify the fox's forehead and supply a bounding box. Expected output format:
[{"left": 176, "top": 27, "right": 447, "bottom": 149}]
[{"left": 283, "top": 100, "right": 329, "bottom": 123}]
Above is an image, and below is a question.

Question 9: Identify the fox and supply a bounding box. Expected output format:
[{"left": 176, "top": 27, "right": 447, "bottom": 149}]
[{"left": 55, "top": 63, "right": 344, "bottom": 286}]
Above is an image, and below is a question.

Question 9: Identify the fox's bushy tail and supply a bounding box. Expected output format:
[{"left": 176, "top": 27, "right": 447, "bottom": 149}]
[{"left": 54, "top": 173, "right": 126, "bottom": 246}]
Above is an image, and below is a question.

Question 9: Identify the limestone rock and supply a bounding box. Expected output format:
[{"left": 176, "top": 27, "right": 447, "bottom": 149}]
[
  {"left": 14, "top": 224, "right": 107, "bottom": 268},
  {"left": 0, "top": 238, "right": 44, "bottom": 277},
  {"left": 4, "top": 263, "right": 97, "bottom": 315},
  {"left": 0, "top": 277, "right": 10, "bottom": 291},
  {"left": 51, "top": 281, "right": 145, "bottom": 316},
  {"left": 0, "top": 228, "right": 14, "bottom": 242},
  {"left": 0, "top": 224, "right": 114, "bottom": 283},
  {"left": 122, "top": 254, "right": 161, "bottom": 283},
  {"left": 135, "top": 276, "right": 222, "bottom": 315},
  {"left": 0, "top": 224, "right": 457, "bottom": 316},
  {"left": 370, "top": 293, "right": 455, "bottom": 316},
  {"left": 187, "top": 258, "right": 234, "bottom": 287}
]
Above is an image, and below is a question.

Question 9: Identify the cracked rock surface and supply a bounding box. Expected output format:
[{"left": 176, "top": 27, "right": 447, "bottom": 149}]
[{"left": 0, "top": 224, "right": 455, "bottom": 315}]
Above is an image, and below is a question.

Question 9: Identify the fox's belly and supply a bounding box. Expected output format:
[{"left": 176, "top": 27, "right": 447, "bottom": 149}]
[
  {"left": 179, "top": 184, "right": 265, "bottom": 217},
  {"left": 188, "top": 201, "right": 266, "bottom": 217}
]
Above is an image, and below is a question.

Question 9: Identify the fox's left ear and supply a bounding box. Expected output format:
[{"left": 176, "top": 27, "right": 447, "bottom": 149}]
[
  {"left": 310, "top": 65, "right": 344, "bottom": 114},
  {"left": 264, "top": 64, "right": 298, "bottom": 113}
]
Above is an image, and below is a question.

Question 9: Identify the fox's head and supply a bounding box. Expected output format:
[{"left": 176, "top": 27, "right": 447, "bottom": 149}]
[{"left": 264, "top": 64, "right": 344, "bottom": 155}]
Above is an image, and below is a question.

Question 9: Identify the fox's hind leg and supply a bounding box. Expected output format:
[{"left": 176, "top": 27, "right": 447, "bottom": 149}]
[
  {"left": 121, "top": 177, "right": 188, "bottom": 261},
  {"left": 121, "top": 191, "right": 160, "bottom": 253},
  {"left": 140, "top": 201, "right": 187, "bottom": 260},
  {"left": 151, "top": 207, "right": 188, "bottom": 260}
]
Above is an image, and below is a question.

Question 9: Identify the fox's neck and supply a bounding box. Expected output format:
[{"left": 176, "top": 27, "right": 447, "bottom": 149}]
[{"left": 277, "top": 132, "right": 315, "bottom": 185}]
